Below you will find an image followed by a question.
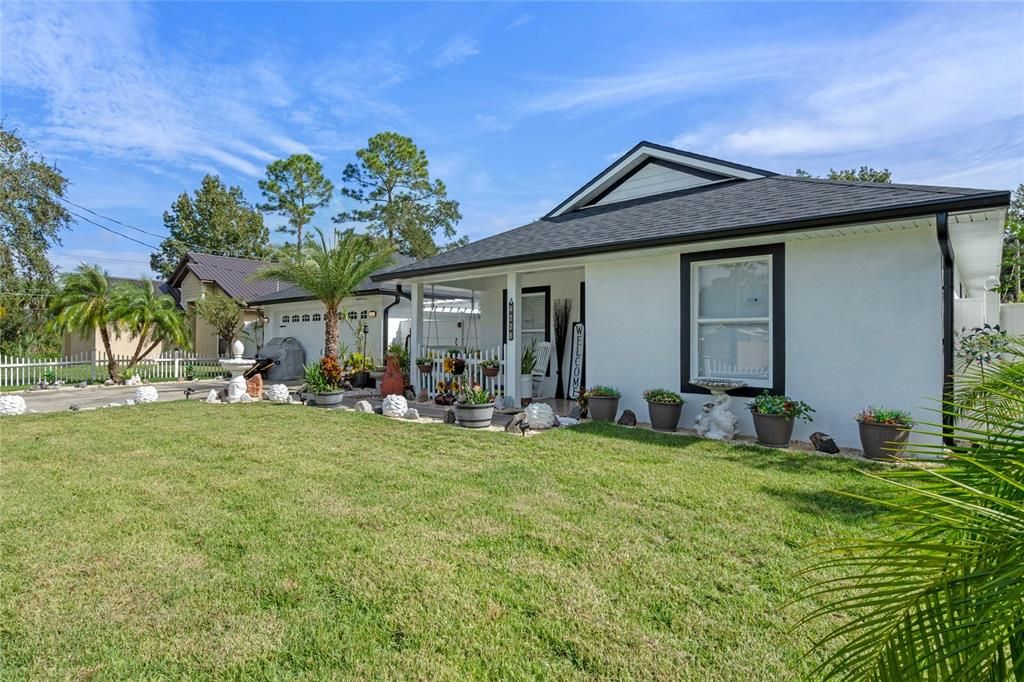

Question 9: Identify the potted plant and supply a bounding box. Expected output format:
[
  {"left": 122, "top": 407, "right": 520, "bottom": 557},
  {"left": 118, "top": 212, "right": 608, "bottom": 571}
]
[
  {"left": 455, "top": 383, "right": 494, "bottom": 428},
  {"left": 304, "top": 356, "right": 346, "bottom": 407},
  {"left": 856, "top": 406, "right": 914, "bottom": 460},
  {"left": 644, "top": 388, "right": 685, "bottom": 431},
  {"left": 416, "top": 355, "right": 434, "bottom": 374},
  {"left": 584, "top": 385, "right": 621, "bottom": 422},
  {"left": 748, "top": 391, "right": 814, "bottom": 448},
  {"left": 347, "top": 352, "right": 372, "bottom": 388},
  {"left": 520, "top": 340, "right": 537, "bottom": 405},
  {"left": 369, "top": 361, "right": 386, "bottom": 381},
  {"left": 480, "top": 358, "right": 500, "bottom": 378}
]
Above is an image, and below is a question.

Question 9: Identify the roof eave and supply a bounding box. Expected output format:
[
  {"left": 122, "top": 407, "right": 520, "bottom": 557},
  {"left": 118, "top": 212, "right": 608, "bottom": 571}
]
[{"left": 372, "top": 191, "right": 1010, "bottom": 282}]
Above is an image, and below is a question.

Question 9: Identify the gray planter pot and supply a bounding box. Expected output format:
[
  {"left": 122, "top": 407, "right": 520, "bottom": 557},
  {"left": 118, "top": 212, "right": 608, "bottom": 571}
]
[
  {"left": 588, "top": 395, "right": 619, "bottom": 422},
  {"left": 858, "top": 421, "right": 911, "bottom": 459},
  {"left": 647, "top": 400, "right": 682, "bottom": 431},
  {"left": 752, "top": 412, "right": 795, "bottom": 448},
  {"left": 455, "top": 402, "right": 494, "bottom": 429},
  {"left": 313, "top": 390, "right": 345, "bottom": 408}
]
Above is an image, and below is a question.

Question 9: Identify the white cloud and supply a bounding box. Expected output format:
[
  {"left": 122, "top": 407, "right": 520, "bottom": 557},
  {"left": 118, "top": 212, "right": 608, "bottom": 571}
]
[
  {"left": 433, "top": 35, "right": 480, "bottom": 68},
  {"left": 475, "top": 114, "right": 511, "bottom": 132},
  {"left": 1, "top": 3, "right": 307, "bottom": 178},
  {"left": 504, "top": 14, "right": 533, "bottom": 31}
]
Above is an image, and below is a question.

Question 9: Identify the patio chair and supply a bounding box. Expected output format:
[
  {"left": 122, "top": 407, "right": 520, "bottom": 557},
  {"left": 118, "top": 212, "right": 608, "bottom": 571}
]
[{"left": 532, "top": 341, "right": 552, "bottom": 398}]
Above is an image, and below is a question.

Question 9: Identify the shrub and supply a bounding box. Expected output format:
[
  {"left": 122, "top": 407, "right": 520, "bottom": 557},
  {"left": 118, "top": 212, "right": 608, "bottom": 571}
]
[
  {"left": 748, "top": 391, "right": 814, "bottom": 421},
  {"left": 320, "top": 356, "right": 344, "bottom": 387},
  {"left": 303, "top": 362, "right": 330, "bottom": 394},
  {"left": 855, "top": 406, "right": 913, "bottom": 426},
  {"left": 644, "top": 388, "right": 683, "bottom": 404}
]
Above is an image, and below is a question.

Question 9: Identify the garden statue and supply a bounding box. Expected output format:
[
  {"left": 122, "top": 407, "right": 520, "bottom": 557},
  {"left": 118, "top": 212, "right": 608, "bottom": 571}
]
[
  {"left": 691, "top": 379, "right": 746, "bottom": 440},
  {"left": 218, "top": 339, "right": 255, "bottom": 402},
  {"left": 380, "top": 353, "right": 404, "bottom": 397}
]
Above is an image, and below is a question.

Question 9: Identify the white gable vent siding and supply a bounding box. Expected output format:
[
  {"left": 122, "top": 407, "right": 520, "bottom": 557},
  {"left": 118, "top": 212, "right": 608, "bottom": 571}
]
[{"left": 593, "top": 162, "right": 725, "bottom": 207}]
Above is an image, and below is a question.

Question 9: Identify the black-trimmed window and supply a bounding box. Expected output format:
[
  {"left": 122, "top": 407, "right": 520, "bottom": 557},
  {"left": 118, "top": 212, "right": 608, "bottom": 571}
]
[
  {"left": 502, "top": 286, "right": 552, "bottom": 373},
  {"left": 681, "top": 244, "right": 784, "bottom": 397}
]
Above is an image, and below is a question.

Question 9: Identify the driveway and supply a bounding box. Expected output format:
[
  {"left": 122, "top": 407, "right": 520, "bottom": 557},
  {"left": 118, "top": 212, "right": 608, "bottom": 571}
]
[{"left": 9, "top": 380, "right": 229, "bottom": 413}]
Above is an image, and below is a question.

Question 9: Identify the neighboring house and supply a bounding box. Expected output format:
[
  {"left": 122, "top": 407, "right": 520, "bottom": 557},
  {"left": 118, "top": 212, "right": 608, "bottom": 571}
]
[
  {"left": 61, "top": 278, "right": 178, "bottom": 359},
  {"left": 372, "top": 141, "right": 1009, "bottom": 447},
  {"left": 248, "top": 255, "right": 474, "bottom": 363},
  {"left": 166, "top": 252, "right": 288, "bottom": 357}
]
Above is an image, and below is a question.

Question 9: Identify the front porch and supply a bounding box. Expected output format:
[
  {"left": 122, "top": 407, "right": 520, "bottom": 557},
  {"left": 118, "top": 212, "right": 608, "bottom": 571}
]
[{"left": 407, "top": 266, "right": 586, "bottom": 406}]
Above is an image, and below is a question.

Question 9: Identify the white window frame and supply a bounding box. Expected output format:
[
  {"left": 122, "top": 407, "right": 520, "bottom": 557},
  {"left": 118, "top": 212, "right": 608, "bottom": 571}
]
[{"left": 689, "top": 253, "right": 773, "bottom": 389}]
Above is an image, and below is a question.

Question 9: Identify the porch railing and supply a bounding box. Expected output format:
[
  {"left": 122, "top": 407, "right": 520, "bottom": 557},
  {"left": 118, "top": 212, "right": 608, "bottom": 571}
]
[{"left": 415, "top": 346, "right": 506, "bottom": 399}]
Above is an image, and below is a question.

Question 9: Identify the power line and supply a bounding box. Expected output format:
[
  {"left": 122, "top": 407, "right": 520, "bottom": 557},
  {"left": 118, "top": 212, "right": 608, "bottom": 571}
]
[
  {"left": 64, "top": 208, "right": 160, "bottom": 250},
  {"left": 56, "top": 196, "right": 168, "bottom": 240}
]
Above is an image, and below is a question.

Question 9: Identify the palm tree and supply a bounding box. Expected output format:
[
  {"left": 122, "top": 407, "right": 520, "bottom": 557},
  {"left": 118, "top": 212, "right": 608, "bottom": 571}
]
[
  {"left": 254, "top": 228, "right": 393, "bottom": 359},
  {"left": 49, "top": 265, "right": 125, "bottom": 381},
  {"left": 111, "top": 280, "right": 191, "bottom": 370},
  {"left": 803, "top": 343, "right": 1024, "bottom": 681}
]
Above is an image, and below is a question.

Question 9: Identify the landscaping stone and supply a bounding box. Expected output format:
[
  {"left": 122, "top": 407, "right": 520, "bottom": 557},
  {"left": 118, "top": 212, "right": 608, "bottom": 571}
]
[
  {"left": 525, "top": 402, "right": 556, "bottom": 429},
  {"left": 404, "top": 389, "right": 416, "bottom": 401},
  {"left": 246, "top": 374, "right": 263, "bottom": 399},
  {"left": 206, "top": 389, "right": 219, "bottom": 403},
  {"left": 134, "top": 386, "right": 159, "bottom": 404},
  {"left": 373, "top": 406, "right": 383, "bottom": 415},
  {"left": 124, "top": 399, "right": 136, "bottom": 406},
  {"left": 125, "top": 374, "right": 142, "bottom": 386},
  {"left": 354, "top": 400, "right": 374, "bottom": 413},
  {"left": 238, "top": 393, "right": 254, "bottom": 403},
  {"left": 505, "top": 412, "right": 529, "bottom": 435},
  {"left": 381, "top": 394, "right": 408, "bottom": 418},
  {"left": 403, "top": 408, "right": 419, "bottom": 420},
  {"left": 568, "top": 405, "right": 582, "bottom": 419},
  {"left": 810, "top": 432, "right": 840, "bottom": 454},
  {"left": 265, "top": 384, "right": 290, "bottom": 403},
  {"left": 0, "top": 395, "right": 27, "bottom": 416},
  {"left": 68, "top": 402, "right": 81, "bottom": 412},
  {"left": 617, "top": 409, "right": 637, "bottom": 426},
  {"left": 108, "top": 402, "right": 122, "bottom": 408},
  {"left": 104, "top": 379, "right": 115, "bottom": 386},
  {"left": 417, "top": 389, "right": 429, "bottom": 402},
  {"left": 444, "top": 409, "right": 456, "bottom": 425},
  {"left": 557, "top": 416, "right": 579, "bottom": 427},
  {"left": 76, "top": 382, "right": 88, "bottom": 388}
]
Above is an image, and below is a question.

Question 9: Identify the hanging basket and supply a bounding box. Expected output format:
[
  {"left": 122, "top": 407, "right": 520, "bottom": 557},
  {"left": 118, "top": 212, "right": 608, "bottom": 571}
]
[
  {"left": 452, "top": 358, "right": 466, "bottom": 375},
  {"left": 482, "top": 366, "right": 499, "bottom": 378},
  {"left": 417, "top": 363, "right": 434, "bottom": 374}
]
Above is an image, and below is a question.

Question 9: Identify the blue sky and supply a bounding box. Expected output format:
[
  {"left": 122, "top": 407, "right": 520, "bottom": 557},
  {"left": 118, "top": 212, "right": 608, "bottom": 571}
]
[{"left": 3, "top": 2, "right": 1022, "bottom": 278}]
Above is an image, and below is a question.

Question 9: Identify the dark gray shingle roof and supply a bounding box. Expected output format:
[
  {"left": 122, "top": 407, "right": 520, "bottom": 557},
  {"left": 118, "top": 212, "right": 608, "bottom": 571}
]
[{"left": 374, "top": 176, "right": 1009, "bottom": 280}]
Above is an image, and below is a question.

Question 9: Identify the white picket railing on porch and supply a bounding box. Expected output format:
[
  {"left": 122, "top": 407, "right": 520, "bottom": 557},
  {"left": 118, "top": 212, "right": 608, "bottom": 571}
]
[
  {"left": 415, "top": 346, "right": 506, "bottom": 399},
  {"left": 0, "top": 351, "right": 223, "bottom": 388}
]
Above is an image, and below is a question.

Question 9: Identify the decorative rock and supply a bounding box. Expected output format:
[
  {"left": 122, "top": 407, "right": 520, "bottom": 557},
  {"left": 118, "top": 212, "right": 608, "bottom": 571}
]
[
  {"left": 104, "top": 379, "right": 115, "bottom": 386},
  {"left": 810, "top": 432, "right": 841, "bottom": 454},
  {"left": 76, "top": 381, "right": 88, "bottom": 388},
  {"left": 525, "top": 402, "right": 556, "bottom": 429},
  {"left": 68, "top": 402, "right": 81, "bottom": 412},
  {"left": 206, "top": 389, "right": 220, "bottom": 403},
  {"left": 354, "top": 400, "right": 374, "bottom": 413},
  {"left": 557, "top": 416, "right": 579, "bottom": 427},
  {"left": 108, "top": 402, "right": 122, "bottom": 408},
  {"left": 125, "top": 374, "right": 142, "bottom": 386},
  {"left": 381, "top": 394, "right": 408, "bottom": 418},
  {"left": 134, "top": 386, "right": 159, "bottom": 404},
  {"left": 246, "top": 374, "right": 263, "bottom": 399},
  {"left": 265, "top": 384, "right": 290, "bottom": 403},
  {"left": 404, "top": 389, "right": 416, "bottom": 401},
  {"left": 505, "top": 412, "right": 529, "bottom": 435},
  {"left": 0, "top": 395, "right": 27, "bottom": 416},
  {"left": 568, "top": 405, "right": 582, "bottom": 420},
  {"left": 124, "top": 399, "right": 136, "bottom": 406},
  {"left": 403, "top": 408, "right": 420, "bottom": 420},
  {"left": 617, "top": 409, "right": 637, "bottom": 427},
  {"left": 417, "top": 389, "right": 429, "bottom": 403},
  {"left": 444, "top": 408, "right": 457, "bottom": 425},
  {"left": 238, "top": 393, "right": 254, "bottom": 403},
  {"left": 373, "top": 406, "right": 383, "bottom": 415}
]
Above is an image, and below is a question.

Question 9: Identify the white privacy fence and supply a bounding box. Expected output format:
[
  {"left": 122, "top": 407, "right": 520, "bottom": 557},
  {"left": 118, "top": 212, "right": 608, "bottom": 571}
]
[
  {"left": 414, "top": 346, "right": 507, "bottom": 398},
  {"left": 1002, "top": 303, "right": 1024, "bottom": 336},
  {"left": 0, "top": 351, "right": 222, "bottom": 388}
]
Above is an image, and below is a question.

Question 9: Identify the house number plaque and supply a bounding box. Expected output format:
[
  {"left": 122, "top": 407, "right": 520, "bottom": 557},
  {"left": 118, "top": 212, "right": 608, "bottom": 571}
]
[{"left": 507, "top": 299, "right": 514, "bottom": 341}]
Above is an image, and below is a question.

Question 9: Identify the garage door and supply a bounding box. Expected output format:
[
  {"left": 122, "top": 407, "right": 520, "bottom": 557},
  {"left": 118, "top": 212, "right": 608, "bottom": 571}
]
[{"left": 274, "top": 309, "right": 325, "bottom": 361}]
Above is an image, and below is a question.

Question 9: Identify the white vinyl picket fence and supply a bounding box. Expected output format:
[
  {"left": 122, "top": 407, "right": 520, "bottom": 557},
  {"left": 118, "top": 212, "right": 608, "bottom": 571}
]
[
  {"left": 0, "top": 351, "right": 223, "bottom": 388},
  {"left": 415, "top": 345, "right": 506, "bottom": 399}
]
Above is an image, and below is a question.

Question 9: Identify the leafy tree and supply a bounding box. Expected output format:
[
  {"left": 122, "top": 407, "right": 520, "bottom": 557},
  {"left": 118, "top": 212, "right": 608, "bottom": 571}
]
[
  {"left": 997, "top": 184, "right": 1023, "bottom": 303},
  {"left": 258, "top": 154, "right": 333, "bottom": 255},
  {"left": 150, "top": 175, "right": 270, "bottom": 279},
  {"left": 111, "top": 280, "right": 190, "bottom": 369},
  {"left": 254, "top": 228, "right": 393, "bottom": 359},
  {"left": 335, "top": 132, "right": 464, "bottom": 259},
  {"left": 191, "top": 291, "right": 243, "bottom": 349},
  {"left": 794, "top": 166, "right": 893, "bottom": 183},
  {"left": 804, "top": 339, "right": 1024, "bottom": 681},
  {"left": 48, "top": 265, "right": 125, "bottom": 380},
  {"left": 0, "top": 125, "right": 72, "bottom": 355}
]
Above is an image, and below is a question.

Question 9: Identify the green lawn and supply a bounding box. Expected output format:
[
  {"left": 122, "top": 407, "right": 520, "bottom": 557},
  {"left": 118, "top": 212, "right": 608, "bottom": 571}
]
[{"left": 1, "top": 402, "right": 888, "bottom": 680}]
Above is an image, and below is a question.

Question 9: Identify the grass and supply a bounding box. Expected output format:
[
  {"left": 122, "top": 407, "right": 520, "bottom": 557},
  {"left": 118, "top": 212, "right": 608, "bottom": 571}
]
[{"left": 0, "top": 402, "right": 889, "bottom": 680}]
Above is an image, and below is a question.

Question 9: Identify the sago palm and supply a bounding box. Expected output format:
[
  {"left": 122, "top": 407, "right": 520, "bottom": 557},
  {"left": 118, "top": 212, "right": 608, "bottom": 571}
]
[
  {"left": 803, "top": 345, "right": 1024, "bottom": 681},
  {"left": 111, "top": 280, "right": 191, "bottom": 369},
  {"left": 254, "top": 228, "right": 393, "bottom": 359},
  {"left": 48, "top": 264, "right": 124, "bottom": 380}
]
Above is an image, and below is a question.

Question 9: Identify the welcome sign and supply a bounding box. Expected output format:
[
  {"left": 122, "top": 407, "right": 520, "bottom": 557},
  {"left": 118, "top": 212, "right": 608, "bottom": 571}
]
[{"left": 568, "top": 322, "right": 585, "bottom": 400}]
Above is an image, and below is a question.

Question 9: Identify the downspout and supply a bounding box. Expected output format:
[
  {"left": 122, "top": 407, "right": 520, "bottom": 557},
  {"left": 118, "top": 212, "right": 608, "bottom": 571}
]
[
  {"left": 381, "top": 286, "right": 403, "bottom": 359},
  {"left": 936, "top": 212, "right": 955, "bottom": 446}
]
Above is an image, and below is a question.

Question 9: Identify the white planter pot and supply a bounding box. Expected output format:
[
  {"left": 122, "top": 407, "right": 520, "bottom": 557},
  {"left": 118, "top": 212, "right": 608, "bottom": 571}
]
[{"left": 519, "top": 374, "right": 533, "bottom": 402}]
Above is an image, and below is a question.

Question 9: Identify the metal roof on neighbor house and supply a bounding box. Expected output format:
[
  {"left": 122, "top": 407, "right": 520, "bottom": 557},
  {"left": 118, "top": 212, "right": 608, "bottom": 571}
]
[
  {"left": 168, "top": 252, "right": 288, "bottom": 303},
  {"left": 246, "top": 255, "right": 419, "bottom": 305},
  {"left": 372, "top": 175, "right": 1009, "bottom": 281}
]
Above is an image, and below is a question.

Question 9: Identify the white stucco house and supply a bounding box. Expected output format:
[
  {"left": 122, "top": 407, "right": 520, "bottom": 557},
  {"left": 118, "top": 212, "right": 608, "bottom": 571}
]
[{"left": 371, "top": 141, "right": 1010, "bottom": 447}]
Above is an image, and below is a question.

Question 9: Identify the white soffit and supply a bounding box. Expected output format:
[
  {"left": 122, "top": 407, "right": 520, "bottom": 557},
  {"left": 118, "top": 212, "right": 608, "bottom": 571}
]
[{"left": 949, "top": 208, "right": 1006, "bottom": 297}]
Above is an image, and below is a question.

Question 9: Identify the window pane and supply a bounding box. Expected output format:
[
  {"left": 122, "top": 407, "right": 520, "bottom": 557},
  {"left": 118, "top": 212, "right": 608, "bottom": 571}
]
[
  {"left": 696, "top": 323, "right": 769, "bottom": 380},
  {"left": 522, "top": 331, "right": 545, "bottom": 353},
  {"left": 698, "top": 259, "right": 769, "bottom": 318},
  {"left": 521, "top": 293, "right": 546, "bottom": 332}
]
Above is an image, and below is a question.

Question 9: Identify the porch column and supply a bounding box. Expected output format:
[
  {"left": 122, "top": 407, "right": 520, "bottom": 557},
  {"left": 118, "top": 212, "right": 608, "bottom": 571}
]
[
  {"left": 505, "top": 272, "right": 522, "bottom": 405},
  {"left": 409, "top": 283, "right": 423, "bottom": 388}
]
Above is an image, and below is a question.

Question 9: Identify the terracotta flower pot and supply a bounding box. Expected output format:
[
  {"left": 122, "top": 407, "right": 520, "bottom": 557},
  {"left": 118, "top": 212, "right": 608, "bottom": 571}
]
[
  {"left": 647, "top": 400, "right": 682, "bottom": 431},
  {"left": 588, "top": 395, "right": 619, "bottom": 422},
  {"left": 417, "top": 363, "right": 433, "bottom": 374},
  {"left": 482, "top": 366, "right": 499, "bottom": 378},
  {"left": 455, "top": 402, "right": 494, "bottom": 428},
  {"left": 752, "top": 412, "right": 795, "bottom": 448},
  {"left": 858, "top": 421, "right": 910, "bottom": 460}
]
